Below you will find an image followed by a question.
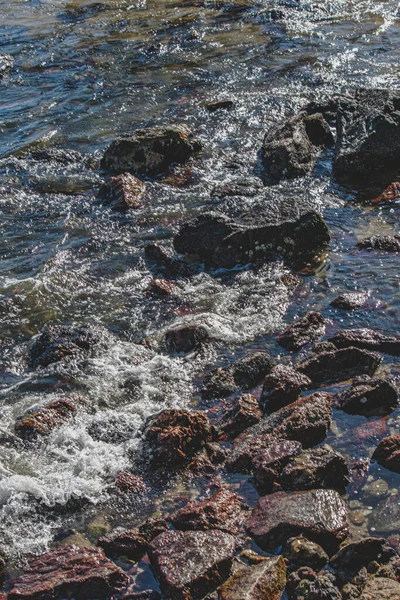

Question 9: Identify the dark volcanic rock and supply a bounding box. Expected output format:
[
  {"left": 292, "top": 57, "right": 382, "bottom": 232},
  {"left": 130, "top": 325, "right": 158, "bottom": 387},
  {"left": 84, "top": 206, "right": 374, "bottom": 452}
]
[
  {"left": 280, "top": 445, "right": 349, "bottom": 492},
  {"left": 226, "top": 433, "right": 277, "bottom": 474},
  {"left": 144, "top": 243, "right": 192, "bottom": 277},
  {"left": 247, "top": 489, "right": 348, "bottom": 554},
  {"left": 356, "top": 235, "right": 400, "bottom": 252},
  {"left": 261, "top": 112, "right": 333, "bottom": 183},
  {"left": 274, "top": 392, "right": 332, "bottom": 448},
  {"left": 99, "top": 172, "right": 146, "bottom": 209},
  {"left": 211, "top": 178, "right": 263, "bottom": 199},
  {"left": 253, "top": 439, "right": 303, "bottom": 495},
  {"left": 373, "top": 434, "right": 400, "bottom": 473},
  {"left": 298, "top": 347, "right": 381, "bottom": 386},
  {"left": 260, "top": 365, "right": 311, "bottom": 414},
  {"left": 101, "top": 124, "right": 202, "bottom": 177},
  {"left": 170, "top": 488, "right": 248, "bottom": 534},
  {"left": 30, "top": 325, "right": 101, "bottom": 368},
  {"left": 0, "top": 547, "right": 6, "bottom": 576},
  {"left": 333, "top": 379, "right": 398, "bottom": 417},
  {"left": 148, "top": 530, "right": 237, "bottom": 600},
  {"left": 219, "top": 394, "right": 262, "bottom": 438},
  {"left": 330, "top": 537, "right": 396, "bottom": 572},
  {"left": 330, "top": 292, "right": 369, "bottom": 310},
  {"left": 144, "top": 409, "right": 213, "bottom": 471},
  {"left": 15, "top": 396, "right": 84, "bottom": 440},
  {"left": 165, "top": 324, "right": 210, "bottom": 353},
  {"left": 329, "top": 328, "right": 400, "bottom": 355},
  {"left": 98, "top": 519, "right": 168, "bottom": 561},
  {"left": 7, "top": 545, "right": 129, "bottom": 600},
  {"left": 276, "top": 312, "right": 326, "bottom": 352},
  {"left": 283, "top": 537, "right": 329, "bottom": 570},
  {"left": 218, "top": 556, "right": 286, "bottom": 600}
]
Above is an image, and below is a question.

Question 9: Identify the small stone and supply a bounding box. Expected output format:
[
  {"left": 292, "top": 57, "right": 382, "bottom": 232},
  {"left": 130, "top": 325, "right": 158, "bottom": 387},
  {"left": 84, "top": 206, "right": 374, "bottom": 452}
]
[
  {"left": 260, "top": 365, "right": 311, "bottom": 414},
  {"left": 99, "top": 173, "right": 146, "bottom": 209},
  {"left": 357, "top": 236, "right": 400, "bottom": 253},
  {"left": 289, "top": 572, "right": 342, "bottom": 600},
  {"left": 349, "top": 510, "right": 366, "bottom": 526},
  {"left": 165, "top": 324, "right": 210, "bottom": 353},
  {"left": 277, "top": 312, "right": 326, "bottom": 352},
  {"left": 373, "top": 435, "right": 400, "bottom": 473},
  {"left": 370, "top": 182, "right": 400, "bottom": 204},
  {"left": 329, "top": 328, "right": 400, "bottom": 356},
  {"left": 368, "top": 495, "right": 400, "bottom": 534},
  {"left": 281, "top": 445, "right": 349, "bottom": 492},
  {"left": 298, "top": 347, "right": 381, "bottom": 386},
  {"left": 362, "top": 479, "right": 389, "bottom": 504},
  {"left": 331, "top": 292, "right": 369, "bottom": 310},
  {"left": 219, "top": 394, "right": 262, "bottom": 438},
  {"left": 98, "top": 519, "right": 168, "bottom": 561},
  {"left": 218, "top": 556, "right": 286, "bottom": 600},
  {"left": 333, "top": 379, "right": 398, "bottom": 417},
  {"left": 146, "top": 278, "right": 176, "bottom": 297},
  {"left": 283, "top": 537, "right": 329, "bottom": 570}
]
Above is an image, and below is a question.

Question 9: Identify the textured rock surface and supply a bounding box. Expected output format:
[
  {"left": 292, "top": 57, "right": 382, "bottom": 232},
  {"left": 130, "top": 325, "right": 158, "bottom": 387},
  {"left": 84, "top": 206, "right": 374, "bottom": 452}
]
[
  {"left": 15, "top": 396, "right": 84, "bottom": 439},
  {"left": 30, "top": 324, "right": 101, "bottom": 368},
  {"left": 373, "top": 434, "right": 400, "bottom": 473},
  {"left": 330, "top": 537, "right": 396, "bottom": 571},
  {"left": 281, "top": 445, "right": 349, "bottom": 492},
  {"left": 368, "top": 496, "right": 400, "bottom": 534},
  {"left": 298, "top": 347, "right": 381, "bottom": 386},
  {"left": 247, "top": 489, "right": 348, "bottom": 553},
  {"left": 98, "top": 519, "right": 168, "bottom": 560},
  {"left": 165, "top": 324, "right": 210, "bottom": 353},
  {"left": 274, "top": 392, "right": 332, "bottom": 448},
  {"left": 148, "top": 530, "right": 237, "bottom": 600},
  {"left": 356, "top": 235, "right": 400, "bottom": 252},
  {"left": 288, "top": 572, "right": 342, "bottom": 600},
  {"left": 276, "top": 312, "right": 326, "bottom": 352},
  {"left": 359, "top": 577, "right": 400, "bottom": 600},
  {"left": 330, "top": 292, "right": 369, "bottom": 310},
  {"left": 329, "top": 328, "right": 400, "bottom": 356},
  {"left": 0, "top": 54, "right": 13, "bottom": 78},
  {"left": 253, "top": 439, "right": 303, "bottom": 495},
  {"left": 219, "top": 394, "right": 262, "bottom": 438},
  {"left": 218, "top": 556, "right": 286, "bottom": 600},
  {"left": 99, "top": 172, "right": 146, "bottom": 209},
  {"left": 283, "top": 537, "right": 329, "bottom": 570},
  {"left": 260, "top": 365, "right": 311, "bottom": 414},
  {"left": 333, "top": 379, "right": 398, "bottom": 417},
  {"left": 7, "top": 545, "right": 129, "bottom": 600}
]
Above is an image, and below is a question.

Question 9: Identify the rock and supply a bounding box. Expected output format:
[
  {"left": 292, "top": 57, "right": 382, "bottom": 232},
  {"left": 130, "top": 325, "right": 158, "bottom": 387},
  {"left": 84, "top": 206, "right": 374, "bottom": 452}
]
[
  {"left": 171, "top": 488, "right": 248, "bottom": 534},
  {"left": 7, "top": 545, "right": 129, "bottom": 600},
  {"left": 373, "top": 434, "right": 400, "bottom": 473},
  {"left": 349, "top": 418, "right": 389, "bottom": 446},
  {"left": 247, "top": 489, "right": 348, "bottom": 554},
  {"left": 30, "top": 148, "right": 84, "bottom": 165},
  {"left": 101, "top": 124, "right": 202, "bottom": 177},
  {"left": 253, "top": 439, "right": 303, "bottom": 495},
  {"left": 211, "top": 178, "right": 263, "bottom": 199},
  {"left": 286, "top": 567, "right": 317, "bottom": 600},
  {"left": 329, "top": 328, "right": 400, "bottom": 356},
  {"left": 15, "top": 396, "right": 84, "bottom": 440},
  {"left": 276, "top": 312, "right": 326, "bottom": 352},
  {"left": 274, "top": 392, "right": 332, "bottom": 448},
  {"left": 281, "top": 445, "right": 349, "bottom": 492},
  {"left": 144, "top": 409, "right": 213, "bottom": 471},
  {"left": 30, "top": 325, "right": 101, "bottom": 368},
  {"left": 362, "top": 478, "right": 389, "bottom": 504},
  {"left": 261, "top": 112, "right": 333, "bottom": 183},
  {"left": 289, "top": 572, "right": 342, "bottom": 600},
  {"left": 202, "top": 353, "right": 275, "bottom": 400},
  {"left": 144, "top": 243, "right": 192, "bottom": 277},
  {"left": 146, "top": 278, "right": 177, "bottom": 297},
  {"left": 217, "top": 556, "right": 286, "bottom": 600},
  {"left": 331, "top": 292, "right": 369, "bottom": 310},
  {"left": 359, "top": 577, "right": 400, "bottom": 600},
  {"left": 368, "top": 496, "right": 400, "bottom": 534},
  {"left": 260, "top": 365, "right": 311, "bottom": 414},
  {"left": 0, "top": 54, "right": 13, "bottom": 78},
  {"left": 310, "top": 341, "right": 336, "bottom": 354},
  {"left": 115, "top": 590, "right": 161, "bottom": 600},
  {"left": 369, "top": 181, "right": 400, "bottom": 204},
  {"left": 226, "top": 433, "right": 277, "bottom": 474},
  {"left": 99, "top": 173, "right": 146, "bottom": 209},
  {"left": 298, "top": 347, "right": 381, "bottom": 386},
  {"left": 333, "top": 379, "right": 398, "bottom": 417},
  {"left": 165, "top": 324, "right": 210, "bottom": 353},
  {"left": 187, "top": 442, "right": 228, "bottom": 476},
  {"left": 206, "top": 100, "right": 234, "bottom": 112},
  {"left": 219, "top": 394, "right": 262, "bottom": 438},
  {"left": 114, "top": 472, "right": 148, "bottom": 494},
  {"left": 330, "top": 538, "right": 396, "bottom": 572},
  {"left": 332, "top": 89, "right": 400, "bottom": 190},
  {"left": 98, "top": 519, "right": 168, "bottom": 561},
  {"left": 283, "top": 537, "right": 329, "bottom": 570},
  {"left": 148, "top": 530, "right": 237, "bottom": 600},
  {"left": 356, "top": 235, "right": 400, "bottom": 253}
]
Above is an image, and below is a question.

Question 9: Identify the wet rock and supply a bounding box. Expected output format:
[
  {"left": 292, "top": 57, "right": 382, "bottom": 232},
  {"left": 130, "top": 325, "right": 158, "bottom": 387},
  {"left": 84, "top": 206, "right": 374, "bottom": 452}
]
[
  {"left": 206, "top": 100, "right": 234, "bottom": 112},
  {"left": 0, "top": 54, "right": 13, "bottom": 78},
  {"left": 356, "top": 235, "right": 400, "bottom": 253},
  {"left": 373, "top": 434, "right": 400, "bottom": 473},
  {"left": 7, "top": 545, "right": 129, "bottom": 600},
  {"left": 283, "top": 537, "right": 328, "bottom": 570},
  {"left": 30, "top": 325, "right": 101, "bottom": 368},
  {"left": 359, "top": 577, "right": 400, "bottom": 600},
  {"left": 332, "top": 89, "right": 400, "bottom": 190},
  {"left": 203, "top": 353, "right": 274, "bottom": 400},
  {"left": 362, "top": 478, "right": 389, "bottom": 504},
  {"left": 219, "top": 394, "right": 262, "bottom": 438},
  {"left": 15, "top": 396, "right": 84, "bottom": 440},
  {"left": 217, "top": 555, "right": 286, "bottom": 600},
  {"left": 144, "top": 242, "right": 193, "bottom": 277},
  {"left": 333, "top": 379, "right": 398, "bottom": 417},
  {"left": 146, "top": 278, "right": 177, "bottom": 297},
  {"left": 261, "top": 112, "right": 333, "bottom": 183},
  {"left": 298, "top": 347, "right": 381, "bottom": 386},
  {"left": 281, "top": 445, "right": 349, "bottom": 492},
  {"left": 288, "top": 572, "right": 342, "bottom": 600},
  {"left": 98, "top": 519, "right": 168, "bottom": 561},
  {"left": 274, "top": 392, "right": 332, "bottom": 448},
  {"left": 114, "top": 472, "right": 148, "bottom": 494},
  {"left": 165, "top": 324, "right": 210, "bottom": 353},
  {"left": 99, "top": 172, "right": 146, "bottom": 209},
  {"left": 0, "top": 547, "right": 6, "bottom": 576},
  {"left": 148, "top": 529, "right": 237, "bottom": 600},
  {"left": 253, "top": 439, "right": 303, "bottom": 495},
  {"left": 144, "top": 409, "right": 213, "bottom": 471},
  {"left": 226, "top": 433, "right": 276, "bottom": 474},
  {"left": 329, "top": 328, "right": 400, "bottom": 356},
  {"left": 260, "top": 365, "right": 311, "bottom": 414},
  {"left": 29, "top": 147, "right": 85, "bottom": 165},
  {"left": 277, "top": 312, "right": 326, "bottom": 352},
  {"left": 349, "top": 418, "right": 388, "bottom": 446},
  {"left": 369, "top": 181, "right": 400, "bottom": 204},
  {"left": 101, "top": 124, "right": 202, "bottom": 177},
  {"left": 187, "top": 441, "right": 228, "bottom": 475},
  {"left": 247, "top": 489, "right": 348, "bottom": 554},
  {"left": 368, "top": 495, "right": 400, "bottom": 534},
  {"left": 330, "top": 538, "right": 396, "bottom": 572},
  {"left": 331, "top": 292, "right": 369, "bottom": 310},
  {"left": 310, "top": 341, "right": 336, "bottom": 354},
  {"left": 286, "top": 567, "right": 317, "bottom": 600},
  {"left": 171, "top": 488, "right": 248, "bottom": 534}
]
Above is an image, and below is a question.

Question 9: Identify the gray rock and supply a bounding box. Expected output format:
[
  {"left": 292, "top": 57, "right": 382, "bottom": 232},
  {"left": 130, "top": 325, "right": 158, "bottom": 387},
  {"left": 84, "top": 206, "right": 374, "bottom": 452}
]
[{"left": 298, "top": 347, "right": 381, "bottom": 386}]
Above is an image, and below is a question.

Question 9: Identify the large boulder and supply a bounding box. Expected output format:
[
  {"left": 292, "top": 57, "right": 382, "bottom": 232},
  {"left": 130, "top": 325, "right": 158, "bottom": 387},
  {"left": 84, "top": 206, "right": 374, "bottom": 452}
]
[
  {"left": 280, "top": 445, "right": 349, "bottom": 492},
  {"left": 217, "top": 556, "right": 286, "bottom": 600},
  {"left": 148, "top": 530, "right": 237, "bottom": 600},
  {"left": 247, "top": 489, "right": 348, "bottom": 554},
  {"left": 7, "top": 545, "right": 129, "bottom": 600},
  {"left": 276, "top": 312, "right": 326, "bottom": 352},
  {"left": 30, "top": 325, "right": 101, "bottom": 368},
  {"left": 373, "top": 434, "right": 400, "bottom": 473},
  {"left": 101, "top": 124, "right": 202, "bottom": 177},
  {"left": 15, "top": 396, "right": 84, "bottom": 440},
  {"left": 329, "top": 328, "right": 400, "bottom": 356},
  {"left": 333, "top": 379, "right": 398, "bottom": 417}
]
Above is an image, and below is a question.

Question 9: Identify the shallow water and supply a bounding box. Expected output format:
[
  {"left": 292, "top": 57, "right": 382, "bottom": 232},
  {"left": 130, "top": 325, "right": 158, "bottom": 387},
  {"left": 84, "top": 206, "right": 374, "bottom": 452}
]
[{"left": 0, "top": 0, "right": 400, "bottom": 576}]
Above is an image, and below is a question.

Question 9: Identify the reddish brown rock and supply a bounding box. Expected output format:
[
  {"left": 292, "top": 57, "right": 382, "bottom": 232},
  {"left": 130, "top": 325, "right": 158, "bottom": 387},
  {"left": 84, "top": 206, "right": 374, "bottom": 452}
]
[
  {"left": 7, "top": 545, "right": 129, "bottom": 600},
  {"left": 274, "top": 392, "right": 332, "bottom": 448},
  {"left": 370, "top": 181, "right": 400, "bottom": 204},
  {"left": 98, "top": 519, "right": 168, "bottom": 561},
  {"left": 15, "top": 396, "right": 84, "bottom": 440},
  {"left": 357, "top": 235, "right": 400, "bottom": 253},
  {"left": 333, "top": 379, "right": 398, "bottom": 417},
  {"left": 260, "top": 365, "right": 311, "bottom": 414},
  {"left": 218, "top": 556, "right": 286, "bottom": 600},
  {"left": 277, "top": 312, "right": 326, "bottom": 352},
  {"left": 280, "top": 445, "right": 349, "bottom": 492},
  {"left": 148, "top": 530, "right": 237, "bottom": 600},
  {"left": 30, "top": 324, "right": 101, "bottom": 368},
  {"left": 247, "top": 489, "right": 348, "bottom": 554},
  {"left": 330, "top": 292, "right": 369, "bottom": 310},
  {"left": 171, "top": 488, "right": 248, "bottom": 534},
  {"left": 226, "top": 433, "right": 276, "bottom": 474},
  {"left": 350, "top": 419, "right": 389, "bottom": 446},
  {"left": 187, "top": 442, "right": 228, "bottom": 475},
  {"left": 218, "top": 394, "right": 262, "bottom": 438},
  {"left": 298, "top": 346, "right": 381, "bottom": 386},
  {"left": 144, "top": 409, "right": 213, "bottom": 471},
  {"left": 146, "top": 278, "right": 176, "bottom": 297},
  {"left": 329, "top": 328, "right": 400, "bottom": 356},
  {"left": 165, "top": 324, "right": 210, "bottom": 353},
  {"left": 373, "top": 434, "right": 400, "bottom": 474},
  {"left": 253, "top": 440, "right": 303, "bottom": 495},
  {"left": 114, "top": 473, "right": 148, "bottom": 494},
  {"left": 99, "top": 172, "right": 146, "bottom": 209}
]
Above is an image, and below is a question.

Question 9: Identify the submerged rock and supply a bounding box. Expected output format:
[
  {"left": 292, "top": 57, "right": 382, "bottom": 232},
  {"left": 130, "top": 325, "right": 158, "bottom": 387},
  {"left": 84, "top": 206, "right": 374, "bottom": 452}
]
[
  {"left": 148, "top": 530, "right": 237, "bottom": 600},
  {"left": 247, "top": 489, "right": 348, "bottom": 554},
  {"left": 283, "top": 537, "right": 329, "bottom": 570},
  {"left": 333, "top": 379, "right": 398, "bottom": 417},
  {"left": 165, "top": 324, "right": 210, "bottom": 353},
  {"left": 114, "top": 472, "right": 148, "bottom": 494},
  {"left": 281, "top": 445, "right": 349, "bottom": 492},
  {"left": 218, "top": 394, "right": 262, "bottom": 438},
  {"left": 330, "top": 537, "right": 396, "bottom": 572},
  {"left": 330, "top": 292, "right": 369, "bottom": 310},
  {"left": 15, "top": 396, "right": 84, "bottom": 440},
  {"left": 99, "top": 173, "right": 146, "bottom": 209},
  {"left": 218, "top": 556, "right": 286, "bottom": 600},
  {"left": 276, "top": 312, "right": 326, "bottom": 352},
  {"left": 356, "top": 235, "right": 400, "bottom": 253},
  {"left": 298, "top": 347, "right": 381, "bottom": 386},
  {"left": 7, "top": 545, "right": 129, "bottom": 600},
  {"left": 30, "top": 325, "right": 101, "bottom": 368},
  {"left": 260, "top": 365, "right": 311, "bottom": 414},
  {"left": 98, "top": 519, "right": 168, "bottom": 561},
  {"left": 101, "top": 124, "right": 202, "bottom": 177},
  {"left": 373, "top": 434, "right": 400, "bottom": 474},
  {"left": 329, "top": 328, "right": 400, "bottom": 356}
]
